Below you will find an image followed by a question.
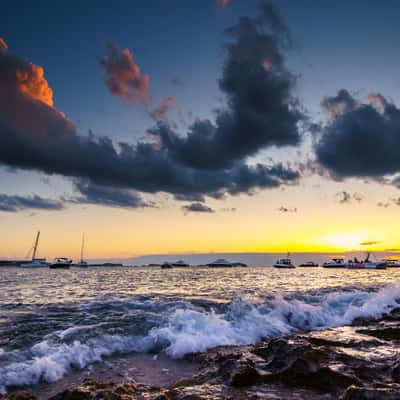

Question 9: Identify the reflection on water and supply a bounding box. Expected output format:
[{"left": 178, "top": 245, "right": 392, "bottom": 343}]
[{"left": 1, "top": 266, "right": 400, "bottom": 305}]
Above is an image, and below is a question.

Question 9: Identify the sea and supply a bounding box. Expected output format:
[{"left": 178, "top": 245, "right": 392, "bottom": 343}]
[{"left": 1, "top": 265, "right": 400, "bottom": 395}]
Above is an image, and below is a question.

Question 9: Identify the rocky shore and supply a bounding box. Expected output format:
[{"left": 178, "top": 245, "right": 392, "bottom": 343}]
[{"left": 2, "top": 308, "right": 400, "bottom": 400}]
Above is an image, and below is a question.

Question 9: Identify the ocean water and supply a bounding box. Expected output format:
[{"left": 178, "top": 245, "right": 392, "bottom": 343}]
[{"left": 1, "top": 266, "right": 400, "bottom": 393}]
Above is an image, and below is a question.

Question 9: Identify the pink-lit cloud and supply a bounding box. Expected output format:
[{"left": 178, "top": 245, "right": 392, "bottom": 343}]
[
  {"left": 0, "top": 38, "right": 7, "bottom": 51},
  {"left": 216, "top": 0, "right": 230, "bottom": 9},
  {"left": 100, "top": 44, "right": 150, "bottom": 104},
  {"left": 150, "top": 96, "right": 176, "bottom": 120}
]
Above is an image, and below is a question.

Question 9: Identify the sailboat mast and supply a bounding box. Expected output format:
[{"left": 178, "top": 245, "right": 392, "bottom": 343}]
[
  {"left": 80, "top": 234, "right": 85, "bottom": 262},
  {"left": 32, "top": 231, "right": 40, "bottom": 260}
]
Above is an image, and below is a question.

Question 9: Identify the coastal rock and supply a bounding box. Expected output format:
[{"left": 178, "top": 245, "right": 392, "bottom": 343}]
[{"left": 340, "top": 384, "right": 400, "bottom": 400}]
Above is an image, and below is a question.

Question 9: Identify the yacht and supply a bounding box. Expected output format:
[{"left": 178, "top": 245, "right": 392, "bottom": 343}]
[
  {"left": 75, "top": 234, "right": 88, "bottom": 267},
  {"left": 347, "top": 253, "right": 386, "bottom": 270},
  {"left": 273, "top": 258, "right": 295, "bottom": 268},
  {"left": 171, "top": 260, "right": 189, "bottom": 267},
  {"left": 206, "top": 259, "right": 233, "bottom": 268},
  {"left": 298, "top": 261, "right": 319, "bottom": 267},
  {"left": 20, "top": 231, "right": 48, "bottom": 268},
  {"left": 322, "top": 258, "right": 347, "bottom": 268},
  {"left": 382, "top": 259, "right": 400, "bottom": 268},
  {"left": 50, "top": 258, "right": 72, "bottom": 269}
]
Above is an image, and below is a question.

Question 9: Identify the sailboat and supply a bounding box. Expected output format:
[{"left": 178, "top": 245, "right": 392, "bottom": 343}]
[
  {"left": 20, "top": 231, "right": 48, "bottom": 268},
  {"left": 76, "top": 234, "right": 88, "bottom": 267}
]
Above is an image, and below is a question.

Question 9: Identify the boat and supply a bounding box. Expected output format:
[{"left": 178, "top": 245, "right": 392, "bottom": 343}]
[
  {"left": 206, "top": 259, "right": 233, "bottom": 268},
  {"left": 347, "top": 253, "right": 386, "bottom": 270},
  {"left": 273, "top": 251, "right": 295, "bottom": 269},
  {"left": 382, "top": 259, "right": 400, "bottom": 268},
  {"left": 20, "top": 231, "right": 48, "bottom": 268},
  {"left": 171, "top": 260, "right": 189, "bottom": 267},
  {"left": 50, "top": 257, "right": 72, "bottom": 269},
  {"left": 322, "top": 258, "right": 347, "bottom": 268},
  {"left": 273, "top": 258, "right": 295, "bottom": 268},
  {"left": 75, "top": 234, "right": 88, "bottom": 267},
  {"left": 161, "top": 262, "right": 173, "bottom": 269},
  {"left": 298, "top": 261, "right": 319, "bottom": 267}
]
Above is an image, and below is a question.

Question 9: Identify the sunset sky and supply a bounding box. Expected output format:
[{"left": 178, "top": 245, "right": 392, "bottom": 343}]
[{"left": 1, "top": 0, "right": 400, "bottom": 259}]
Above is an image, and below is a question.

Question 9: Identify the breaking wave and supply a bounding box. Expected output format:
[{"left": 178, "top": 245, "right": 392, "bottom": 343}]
[{"left": 1, "top": 283, "right": 400, "bottom": 393}]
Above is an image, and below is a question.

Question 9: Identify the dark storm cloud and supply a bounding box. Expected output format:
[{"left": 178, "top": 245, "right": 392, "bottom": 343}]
[
  {"left": 182, "top": 202, "right": 215, "bottom": 213},
  {"left": 316, "top": 90, "right": 400, "bottom": 180},
  {"left": 0, "top": 194, "right": 64, "bottom": 212},
  {"left": 150, "top": 1, "right": 303, "bottom": 170},
  {"left": 69, "top": 180, "right": 154, "bottom": 209},
  {"left": 0, "top": 3, "right": 302, "bottom": 203}
]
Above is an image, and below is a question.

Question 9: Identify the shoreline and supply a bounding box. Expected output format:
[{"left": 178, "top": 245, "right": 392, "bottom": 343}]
[{"left": 3, "top": 308, "right": 400, "bottom": 400}]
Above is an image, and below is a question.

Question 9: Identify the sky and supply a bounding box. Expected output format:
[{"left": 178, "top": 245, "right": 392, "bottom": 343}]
[{"left": 1, "top": 0, "right": 400, "bottom": 260}]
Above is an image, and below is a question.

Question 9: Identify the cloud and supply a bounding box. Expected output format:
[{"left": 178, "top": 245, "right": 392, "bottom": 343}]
[
  {"left": 182, "top": 202, "right": 214, "bottom": 213},
  {"left": 0, "top": 38, "right": 7, "bottom": 51},
  {"left": 69, "top": 180, "right": 154, "bottom": 209},
  {"left": 150, "top": 1, "right": 303, "bottom": 170},
  {"left": 278, "top": 206, "right": 297, "bottom": 213},
  {"left": 316, "top": 90, "right": 400, "bottom": 181},
  {"left": 100, "top": 44, "right": 150, "bottom": 104},
  {"left": 0, "top": 194, "right": 64, "bottom": 212},
  {"left": 216, "top": 0, "right": 230, "bottom": 8},
  {"left": 360, "top": 240, "right": 380, "bottom": 246},
  {"left": 0, "top": 3, "right": 301, "bottom": 204},
  {"left": 321, "top": 89, "right": 358, "bottom": 121},
  {"left": 377, "top": 201, "right": 390, "bottom": 208},
  {"left": 150, "top": 97, "right": 176, "bottom": 121},
  {"left": 336, "top": 191, "right": 351, "bottom": 204}
]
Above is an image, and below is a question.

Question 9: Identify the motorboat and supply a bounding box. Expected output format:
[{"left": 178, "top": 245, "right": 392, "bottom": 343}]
[
  {"left": 20, "top": 231, "right": 48, "bottom": 268},
  {"left": 322, "top": 258, "right": 347, "bottom": 268},
  {"left": 171, "top": 260, "right": 189, "bottom": 267},
  {"left": 347, "top": 253, "right": 386, "bottom": 270},
  {"left": 382, "top": 259, "right": 400, "bottom": 268},
  {"left": 273, "top": 258, "right": 295, "bottom": 269},
  {"left": 161, "top": 262, "right": 173, "bottom": 269},
  {"left": 298, "top": 261, "right": 318, "bottom": 267},
  {"left": 206, "top": 259, "right": 233, "bottom": 268},
  {"left": 50, "top": 258, "right": 72, "bottom": 269}
]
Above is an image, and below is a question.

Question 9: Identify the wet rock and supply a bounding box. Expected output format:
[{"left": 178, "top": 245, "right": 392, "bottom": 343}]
[
  {"left": 340, "top": 384, "right": 400, "bottom": 400},
  {"left": 230, "top": 365, "right": 263, "bottom": 387},
  {"left": 0, "top": 392, "right": 37, "bottom": 400},
  {"left": 357, "top": 327, "right": 400, "bottom": 341}
]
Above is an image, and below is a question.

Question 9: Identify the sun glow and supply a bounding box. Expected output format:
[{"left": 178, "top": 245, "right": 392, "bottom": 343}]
[{"left": 321, "top": 231, "right": 367, "bottom": 251}]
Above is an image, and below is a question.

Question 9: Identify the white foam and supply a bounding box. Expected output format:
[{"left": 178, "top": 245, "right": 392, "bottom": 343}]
[
  {"left": 0, "top": 334, "right": 153, "bottom": 393},
  {"left": 149, "top": 283, "right": 400, "bottom": 358},
  {"left": 1, "top": 283, "right": 399, "bottom": 392}
]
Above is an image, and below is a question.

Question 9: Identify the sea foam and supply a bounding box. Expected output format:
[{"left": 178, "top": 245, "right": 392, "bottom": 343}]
[{"left": 1, "top": 283, "right": 399, "bottom": 393}]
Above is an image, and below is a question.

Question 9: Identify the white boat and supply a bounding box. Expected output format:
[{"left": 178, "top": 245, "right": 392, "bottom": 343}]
[
  {"left": 206, "top": 259, "right": 233, "bottom": 268},
  {"left": 298, "top": 261, "right": 318, "bottom": 267},
  {"left": 50, "top": 257, "right": 72, "bottom": 269},
  {"left": 382, "top": 259, "right": 400, "bottom": 267},
  {"left": 322, "top": 258, "right": 347, "bottom": 268},
  {"left": 75, "top": 234, "right": 88, "bottom": 267},
  {"left": 273, "top": 258, "right": 295, "bottom": 269},
  {"left": 171, "top": 260, "right": 189, "bottom": 267},
  {"left": 347, "top": 253, "right": 386, "bottom": 270},
  {"left": 20, "top": 231, "right": 48, "bottom": 268}
]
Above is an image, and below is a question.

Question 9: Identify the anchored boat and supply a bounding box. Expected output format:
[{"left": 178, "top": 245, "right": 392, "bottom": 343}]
[
  {"left": 322, "top": 258, "right": 347, "bottom": 268},
  {"left": 50, "top": 257, "right": 72, "bottom": 269},
  {"left": 20, "top": 231, "right": 48, "bottom": 268},
  {"left": 75, "top": 234, "right": 88, "bottom": 267}
]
